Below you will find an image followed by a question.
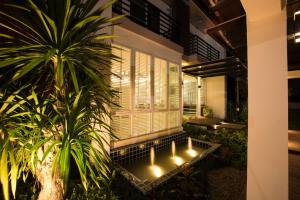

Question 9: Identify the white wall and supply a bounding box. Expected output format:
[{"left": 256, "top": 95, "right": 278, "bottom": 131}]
[
  {"left": 204, "top": 76, "right": 226, "bottom": 119},
  {"left": 113, "top": 26, "right": 182, "bottom": 64},
  {"left": 190, "top": 24, "right": 226, "bottom": 59}
]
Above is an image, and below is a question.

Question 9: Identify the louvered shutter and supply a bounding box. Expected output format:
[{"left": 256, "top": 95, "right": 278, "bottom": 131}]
[
  {"left": 154, "top": 58, "right": 167, "bottom": 109},
  {"left": 135, "top": 52, "right": 151, "bottom": 110},
  {"left": 132, "top": 113, "right": 151, "bottom": 136},
  {"left": 153, "top": 112, "right": 167, "bottom": 132},
  {"left": 111, "top": 45, "right": 131, "bottom": 110},
  {"left": 169, "top": 63, "right": 180, "bottom": 109},
  {"left": 111, "top": 115, "right": 131, "bottom": 139},
  {"left": 168, "top": 111, "right": 180, "bottom": 128}
]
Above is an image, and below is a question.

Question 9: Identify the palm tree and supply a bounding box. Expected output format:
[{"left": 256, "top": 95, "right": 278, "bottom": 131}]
[{"left": 0, "top": 0, "right": 121, "bottom": 199}]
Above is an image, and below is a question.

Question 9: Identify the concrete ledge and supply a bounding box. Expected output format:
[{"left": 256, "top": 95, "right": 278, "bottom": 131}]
[{"left": 113, "top": 13, "right": 183, "bottom": 54}]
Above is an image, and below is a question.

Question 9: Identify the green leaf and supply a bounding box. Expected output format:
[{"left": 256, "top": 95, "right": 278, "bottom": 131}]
[
  {"left": 0, "top": 149, "right": 9, "bottom": 200},
  {"left": 12, "top": 58, "right": 44, "bottom": 81}
]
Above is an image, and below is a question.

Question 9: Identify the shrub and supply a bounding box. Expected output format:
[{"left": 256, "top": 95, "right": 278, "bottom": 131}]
[
  {"left": 184, "top": 124, "right": 247, "bottom": 169},
  {"left": 202, "top": 105, "right": 213, "bottom": 118}
]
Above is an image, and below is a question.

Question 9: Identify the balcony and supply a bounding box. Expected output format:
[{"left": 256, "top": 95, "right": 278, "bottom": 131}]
[
  {"left": 113, "top": 0, "right": 178, "bottom": 44},
  {"left": 186, "top": 34, "right": 220, "bottom": 62}
]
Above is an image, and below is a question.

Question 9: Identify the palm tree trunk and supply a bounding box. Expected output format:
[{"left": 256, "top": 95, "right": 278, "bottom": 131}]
[
  {"left": 36, "top": 159, "right": 63, "bottom": 200},
  {"left": 36, "top": 129, "right": 64, "bottom": 200}
]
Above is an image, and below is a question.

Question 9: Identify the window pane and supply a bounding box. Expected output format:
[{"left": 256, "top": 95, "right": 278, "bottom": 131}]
[
  {"left": 154, "top": 58, "right": 167, "bottom": 109},
  {"left": 111, "top": 45, "right": 131, "bottom": 109},
  {"left": 169, "top": 63, "right": 180, "bottom": 109},
  {"left": 135, "top": 52, "right": 151, "bottom": 109}
]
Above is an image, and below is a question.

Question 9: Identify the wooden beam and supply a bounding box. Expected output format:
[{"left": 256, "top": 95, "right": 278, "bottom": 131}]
[{"left": 206, "top": 15, "right": 246, "bottom": 34}]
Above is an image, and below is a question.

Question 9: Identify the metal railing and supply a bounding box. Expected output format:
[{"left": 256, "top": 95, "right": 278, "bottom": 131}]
[
  {"left": 113, "top": 0, "right": 178, "bottom": 44},
  {"left": 187, "top": 34, "right": 220, "bottom": 61}
]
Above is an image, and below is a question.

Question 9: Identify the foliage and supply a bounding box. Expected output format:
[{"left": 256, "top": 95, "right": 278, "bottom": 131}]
[
  {"left": 0, "top": 0, "right": 121, "bottom": 199},
  {"left": 227, "top": 101, "right": 248, "bottom": 123},
  {"left": 202, "top": 105, "right": 213, "bottom": 118},
  {"left": 184, "top": 124, "right": 248, "bottom": 169}
]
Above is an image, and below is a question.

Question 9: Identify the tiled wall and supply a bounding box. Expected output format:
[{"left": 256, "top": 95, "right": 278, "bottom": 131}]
[{"left": 111, "top": 132, "right": 187, "bottom": 164}]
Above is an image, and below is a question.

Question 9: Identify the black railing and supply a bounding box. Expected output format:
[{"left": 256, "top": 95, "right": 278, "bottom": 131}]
[
  {"left": 113, "top": 0, "right": 178, "bottom": 44},
  {"left": 187, "top": 34, "right": 220, "bottom": 61}
]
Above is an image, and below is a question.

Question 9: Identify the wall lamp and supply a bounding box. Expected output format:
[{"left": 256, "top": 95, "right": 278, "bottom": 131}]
[{"left": 294, "top": 10, "right": 300, "bottom": 43}]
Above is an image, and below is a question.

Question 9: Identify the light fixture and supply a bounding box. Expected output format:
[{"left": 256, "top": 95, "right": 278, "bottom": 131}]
[{"left": 294, "top": 10, "right": 300, "bottom": 43}]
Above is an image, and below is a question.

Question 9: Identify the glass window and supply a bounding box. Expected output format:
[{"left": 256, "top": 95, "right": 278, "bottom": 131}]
[
  {"left": 111, "top": 45, "right": 131, "bottom": 110},
  {"left": 169, "top": 63, "right": 180, "bottom": 109},
  {"left": 154, "top": 58, "right": 167, "bottom": 109},
  {"left": 135, "top": 51, "right": 151, "bottom": 109}
]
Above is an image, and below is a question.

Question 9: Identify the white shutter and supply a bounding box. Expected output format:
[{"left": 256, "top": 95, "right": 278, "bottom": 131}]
[
  {"left": 169, "top": 63, "right": 180, "bottom": 109},
  {"left": 111, "top": 115, "right": 131, "bottom": 139},
  {"left": 153, "top": 112, "right": 167, "bottom": 132},
  {"left": 135, "top": 51, "right": 151, "bottom": 110},
  {"left": 154, "top": 58, "right": 167, "bottom": 110},
  {"left": 132, "top": 113, "right": 151, "bottom": 136},
  {"left": 111, "top": 45, "right": 131, "bottom": 110},
  {"left": 168, "top": 111, "right": 179, "bottom": 128}
]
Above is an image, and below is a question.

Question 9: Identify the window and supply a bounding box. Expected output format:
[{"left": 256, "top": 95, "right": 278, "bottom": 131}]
[
  {"left": 169, "top": 63, "right": 180, "bottom": 109},
  {"left": 111, "top": 115, "right": 131, "bottom": 139},
  {"left": 111, "top": 45, "right": 131, "bottom": 110},
  {"left": 135, "top": 52, "right": 151, "bottom": 109},
  {"left": 168, "top": 111, "right": 180, "bottom": 128},
  {"left": 154, "top": 58, "right": 167, "bottom": 109}
]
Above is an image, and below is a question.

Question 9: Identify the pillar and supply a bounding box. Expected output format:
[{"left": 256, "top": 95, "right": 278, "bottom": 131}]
[{"left": 241, "top": 1, "right": 288, "bottom": 199}]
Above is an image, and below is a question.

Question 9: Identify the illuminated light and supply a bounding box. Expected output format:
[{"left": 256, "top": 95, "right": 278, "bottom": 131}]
[
  {"left": 120, "top": 149, "right": 126, "bottom": 156},
  {"left": 294, "top": 11, "right": 300, "bottom": 43},
  {"left": 154, "top": 140, "right": 159, "bottom": 145},
  {"left": 295, "top": 32, "right": 300, "bottom": 43},
  {"left": 213, "top": 124, "right": 219, "bottom": 130},
  {"left": 182, "top": 61, "right": 189, "bottom": 67},
  {"left": 150, "top": 147, "right": 155, "bottom": 166},
  {"left": 187, "top": 149, "right": 198, "bottom": 158},
  {"left": 220, "top": 121, "right": 228, "bottom": 125},
  {"left": 150, "top": 165, "right": 163, "bottom": 178},
  {"left": 139, "top": 144, "right": 145, "bottom": 149},
  {"left": 171, "top": 156, "right": 185, "bottom": 166}
]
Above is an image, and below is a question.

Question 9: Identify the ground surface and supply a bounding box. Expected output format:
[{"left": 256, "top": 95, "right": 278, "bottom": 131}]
[{"left": 207, "top": 167, "right": 246, "bottom": 200}]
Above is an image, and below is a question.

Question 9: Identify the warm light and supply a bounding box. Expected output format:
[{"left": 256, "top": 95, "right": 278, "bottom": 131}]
[
  {"left": 154, "top": 140, "right": 159, "bottom": 145},
  {"left": 171, "top": 156, "right": 185, "bottom": 166},
  {"left": 150, "top": 165, "right": 163, "bottom": 178},
  {"left": 187, "top": 149, "right": 198, "bottom": 158},
  {"left": 220, "top": 121, "right": 228, "bottom": 125},
  {"left": 294, "top": 10, "right": 300, "bottom": 43},
  {"left": 139, "top": 144, "right": 145, "bottom": 149},
  {"left": 120, "top": 149, "right": 126, "bottom": 156},
  {"left": 150, "top": 147, "right": 155, "bottom": 166},
  {"left": 295, "top": 32, "right": 300, "bottom": 43},
  {"left": 182, "top": 61, "right": 189, "bottom": 67},
  {"left": 213, "top": 124, "right": 219, "bottom": 129}
]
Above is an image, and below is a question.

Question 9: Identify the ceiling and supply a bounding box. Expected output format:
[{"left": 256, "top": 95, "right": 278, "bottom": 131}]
[{"left": 191, "top": 0, "right": 300, "bottom": 71}]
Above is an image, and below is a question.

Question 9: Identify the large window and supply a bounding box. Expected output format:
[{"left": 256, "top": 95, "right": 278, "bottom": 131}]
[
  {"left": 169, "top": 63, "right": 180, "bottom": 109},
  {"left": 111, "top": 45, "right": 131, "bottom": 110},
  {"left": 135, "top": 52, "right": 151, "bottom": 109},
  {"left": 154, "top": 58, "right": 167, "bottom": 109},
  {"left": 111, "top": 45, "right": 181, "bottom": 140}
]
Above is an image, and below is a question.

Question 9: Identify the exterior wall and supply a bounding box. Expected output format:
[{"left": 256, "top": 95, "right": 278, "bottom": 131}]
[
  {"left": 148, "top": 0, "right": 170, "bottom": 15},
  {"left": 204, "top": 76, "right": 226, "bottom": 119},
  {"left": 190, "top": 24, "right": 226, "bottom": 59}
]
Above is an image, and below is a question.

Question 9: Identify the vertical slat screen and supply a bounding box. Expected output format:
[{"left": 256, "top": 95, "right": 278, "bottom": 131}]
[
  {"left": 135, "top": 52, "right": 151, "bottom": 110},
  {"left": 111, "top": 115, "right": 131, "bottom": 139},
  {"left": 154, "top": 58, "right": 167, "bottom": 109},
  {"left": 169, "top": 63, "right": 180, "bottom": 109},
  {"left": 153, "top": 112, "right": 167, "bottom": 132},
  {"left": 111, "top": 45, "right": 131, "bottom": 110},
  {"left": 168, "top": 111, "right": 179, "bottom": 128},
  {"left": 200, "top": 78, "right": 206, "bottom": 105},
  {"left": 132, "top": 113, "right": 151, "bottom": 136}
]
